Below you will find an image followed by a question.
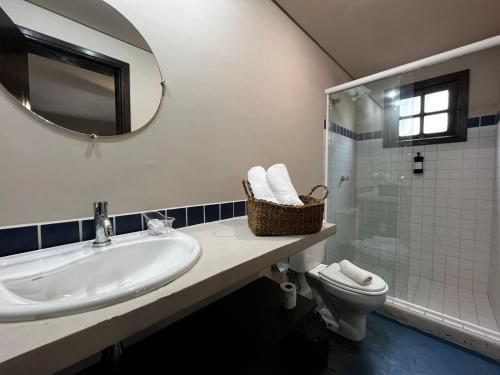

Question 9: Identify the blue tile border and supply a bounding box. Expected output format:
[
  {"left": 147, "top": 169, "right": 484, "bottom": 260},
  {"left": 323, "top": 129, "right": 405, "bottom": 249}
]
[
  {"left": 220, "top": 202, "right": 234, "bottom": 220},
  {"left": 187, "top": 206, "right": 204, "bottom": 226},
  {"left": 115, "top": 214, "right": 142, "bottom": 235},
  {"left": 167, "top": 208, "right": 187, "bottom": 229},
  {"left": 480, "top": 114, "right": 496, "bottom": 126},
  {"left": 204, "top": 204, "right": 220, "bottom": 223},
  {"left": 82, "top": 219, "right": 95, "bottom": 242},
  {"left": 467, "top": 117, "right": 479, "bottom": 128},
  {"left": 0, "top": 200, "right": 250, "bottom": 257},
  {"left": 41, "top": 222, "right": 79, "bottom": 249},
  {"left": 326, "top": 113, "right": 498, "bottom": 141},
  {"left": 234, "top": 201, "right": 246, "bottom": 217},
  {"left": 0, "top": 226, "right": 38, "bottom": 257}
]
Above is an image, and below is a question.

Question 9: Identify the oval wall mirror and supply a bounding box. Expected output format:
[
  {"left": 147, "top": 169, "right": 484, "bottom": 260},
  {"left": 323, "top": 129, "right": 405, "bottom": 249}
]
[{"left": 0, "top": 0, "right": 163, "bottom": 137}]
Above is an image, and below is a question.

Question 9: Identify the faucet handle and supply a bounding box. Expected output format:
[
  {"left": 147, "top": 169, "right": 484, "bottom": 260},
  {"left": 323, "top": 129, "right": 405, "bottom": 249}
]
[{"left": 94, "top": 201, "right": 108, "bottom": 216}]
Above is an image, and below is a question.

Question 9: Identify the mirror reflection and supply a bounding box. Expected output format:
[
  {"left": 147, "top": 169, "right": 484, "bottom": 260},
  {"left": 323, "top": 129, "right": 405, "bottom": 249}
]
[{"left": 0, "top": 0, "right": 162, "bottom": 136}]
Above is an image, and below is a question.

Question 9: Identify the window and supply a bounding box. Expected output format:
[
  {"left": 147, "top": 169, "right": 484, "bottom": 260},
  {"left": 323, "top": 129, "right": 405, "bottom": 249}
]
[{"left": 383, "top": 70, "right": 469, "bottom": 147}]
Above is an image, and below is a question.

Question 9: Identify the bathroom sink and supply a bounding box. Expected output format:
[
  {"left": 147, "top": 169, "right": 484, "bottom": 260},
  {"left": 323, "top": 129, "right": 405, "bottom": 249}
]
[{"left": 0, "top": 231, "right": 201, "bottom": 322}]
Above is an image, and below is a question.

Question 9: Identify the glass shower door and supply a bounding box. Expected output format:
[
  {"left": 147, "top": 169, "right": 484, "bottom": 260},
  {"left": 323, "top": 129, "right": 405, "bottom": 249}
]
[{"left": 325, "top": 73, "right": 414, "bottom": 299}]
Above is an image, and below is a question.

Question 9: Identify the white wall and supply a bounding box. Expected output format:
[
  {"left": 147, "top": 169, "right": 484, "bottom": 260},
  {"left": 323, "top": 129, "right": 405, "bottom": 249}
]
[
  {"left": 0, "top": 0, "right": 350, "bottom": 226},
  {"left": 0, "top": 0, "right": 162, "bottom": 131}
]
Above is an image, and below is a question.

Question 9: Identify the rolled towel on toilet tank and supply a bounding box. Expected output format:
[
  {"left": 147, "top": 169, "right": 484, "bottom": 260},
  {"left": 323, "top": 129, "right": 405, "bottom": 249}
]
[
  {"left": 265, "top": 163, "right": 303, "bottom": 206},
  {"left": 339, "top": 260, "right": 372, "bottom": 286},
  {"left": 247, "top": 166, "right": 279, "bottom": 203}
]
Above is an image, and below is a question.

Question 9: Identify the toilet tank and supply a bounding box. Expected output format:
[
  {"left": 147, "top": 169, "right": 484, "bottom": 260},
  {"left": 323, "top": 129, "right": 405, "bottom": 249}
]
[{"left": 289, "top": 240, "right": 326, "bottom": 273}]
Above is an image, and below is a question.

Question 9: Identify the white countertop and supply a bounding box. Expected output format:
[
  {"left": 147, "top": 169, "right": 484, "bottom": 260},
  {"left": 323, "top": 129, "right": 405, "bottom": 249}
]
[{"left": 0, "top": 217, "right": 336, "bottom": 374}]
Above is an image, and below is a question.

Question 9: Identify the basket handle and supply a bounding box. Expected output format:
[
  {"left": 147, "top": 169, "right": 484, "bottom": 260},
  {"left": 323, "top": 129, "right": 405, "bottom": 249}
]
[
  {"left": 242, "top": 179, "right": 255, "bottom": 200},
  {"left": 306, "top": 184, "right": 329, "bottom": 201}
]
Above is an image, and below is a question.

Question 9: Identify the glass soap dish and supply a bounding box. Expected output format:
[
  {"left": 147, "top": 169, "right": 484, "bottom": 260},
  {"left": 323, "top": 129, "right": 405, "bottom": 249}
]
[{"left": 142, "top": 211, "right": 175, "bottom": 236}]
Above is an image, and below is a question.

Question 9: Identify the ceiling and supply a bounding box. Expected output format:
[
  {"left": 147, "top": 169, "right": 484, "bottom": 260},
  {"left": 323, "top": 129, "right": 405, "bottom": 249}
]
[
  {"left": 27, "top": 0, "right": 151, "bottom": 52},
  {"left": 274, "top": 0, "right": 500, "bottom": 78}
]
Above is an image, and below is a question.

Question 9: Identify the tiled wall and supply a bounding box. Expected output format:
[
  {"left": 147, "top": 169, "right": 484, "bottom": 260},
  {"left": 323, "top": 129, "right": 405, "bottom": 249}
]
[
  {"left": 0, "top": 201, "right": 247, "bottom": 257},
  {"left": 326, "top": 127, "right": 357, "bottom": 263},
  {"left": 359, "top": 122, "right": 496, "bottom": 293},
  {"left": 489, "top": 118, "right": 500, "bottom": 325},
  {"left": 327, "top": 113, "right": 499, "bottom": 296}
]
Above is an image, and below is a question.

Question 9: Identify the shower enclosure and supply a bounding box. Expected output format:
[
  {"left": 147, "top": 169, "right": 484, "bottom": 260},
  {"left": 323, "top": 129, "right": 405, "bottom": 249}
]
[{"left": 324, "top": 38, "right": 500, "bottom": 342}]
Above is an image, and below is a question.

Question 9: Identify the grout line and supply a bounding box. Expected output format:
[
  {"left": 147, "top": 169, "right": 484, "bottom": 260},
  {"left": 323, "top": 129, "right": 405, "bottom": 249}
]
[
  {"left": 37, "top": 225, "right": 42, "bottom": 250},
  {"left": 78, "top": 221, "right": 83, "bottom": 242}
]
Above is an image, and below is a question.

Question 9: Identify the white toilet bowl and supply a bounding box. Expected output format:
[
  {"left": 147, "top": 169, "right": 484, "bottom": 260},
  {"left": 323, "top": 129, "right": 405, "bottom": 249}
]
[{"left": 289, "top": 240, "right": 388, "bottom": 341}]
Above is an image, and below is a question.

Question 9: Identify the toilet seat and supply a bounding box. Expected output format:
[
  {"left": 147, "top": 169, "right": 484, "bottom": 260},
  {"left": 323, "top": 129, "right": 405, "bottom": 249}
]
[{"left": 318, "top": 263, "right": 388, "bottom": 296}]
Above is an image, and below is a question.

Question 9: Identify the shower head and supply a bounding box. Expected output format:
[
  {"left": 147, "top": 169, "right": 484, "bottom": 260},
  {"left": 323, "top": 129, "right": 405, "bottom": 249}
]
[{"left": 346, "top": 86, "right": 372, "bottom": 101}]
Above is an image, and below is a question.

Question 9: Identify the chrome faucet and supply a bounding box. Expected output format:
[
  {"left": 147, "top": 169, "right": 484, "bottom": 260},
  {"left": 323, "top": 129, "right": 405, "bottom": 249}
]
[{"left": 93, "top": 201, "right": 113, "bottom": 247}]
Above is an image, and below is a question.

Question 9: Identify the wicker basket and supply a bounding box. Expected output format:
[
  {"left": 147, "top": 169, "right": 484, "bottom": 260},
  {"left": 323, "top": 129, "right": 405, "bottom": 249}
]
[{"left": 242, "top": 179, "right": 329, "bottom": 236}]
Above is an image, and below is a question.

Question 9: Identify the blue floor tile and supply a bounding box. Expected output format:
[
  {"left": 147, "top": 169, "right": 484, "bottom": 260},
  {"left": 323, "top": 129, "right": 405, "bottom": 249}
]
[{"left": 323, "top": 313, "right": 500, "bottom": 375}]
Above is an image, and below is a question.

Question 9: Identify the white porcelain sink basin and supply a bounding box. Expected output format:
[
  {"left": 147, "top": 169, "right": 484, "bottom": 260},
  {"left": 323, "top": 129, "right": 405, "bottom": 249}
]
[{"left": 0, "top": 230, "right": 201, "bottom": 321}]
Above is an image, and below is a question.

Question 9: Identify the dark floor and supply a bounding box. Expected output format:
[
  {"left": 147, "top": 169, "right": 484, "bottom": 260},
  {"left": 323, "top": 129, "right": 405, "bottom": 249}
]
[
  {"left": 81, "top": 311, "right": 500, "bottom": 375},
  {"left": 77, "top": 276, "right": 500, "bottom": 375},
  {"left": 253, "top": 312, "right": 500, "bottom": 375}
]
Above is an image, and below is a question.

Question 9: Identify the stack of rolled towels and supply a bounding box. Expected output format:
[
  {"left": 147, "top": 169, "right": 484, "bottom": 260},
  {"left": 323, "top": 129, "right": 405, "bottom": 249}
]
[
  {"left": 247, "top": 164, "right": 304, "bottom": 206},
  {"left": 339, "top": 260, "right": 372, "bottom": 285}
]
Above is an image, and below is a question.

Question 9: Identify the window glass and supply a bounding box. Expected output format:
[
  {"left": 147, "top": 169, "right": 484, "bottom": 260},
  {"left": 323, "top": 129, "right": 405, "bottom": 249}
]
[
  {"left": 424, "top": 90, "right": 449, "bottom": 113},
  {"left": 399, "top": 96, "right": 421, "bottom": 117},
  {"left": 399, "top": 117, "right": 421, "bottom": 136},
  {"left": 424, "top": 113, "right": 448, "bottom": 134}
]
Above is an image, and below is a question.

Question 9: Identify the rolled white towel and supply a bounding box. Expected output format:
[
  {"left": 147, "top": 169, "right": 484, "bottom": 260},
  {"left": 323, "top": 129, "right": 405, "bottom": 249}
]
[
  {"left": 247, "top": 166, "right": 279, "bottom": 203},
  {"left": 339, "top": 260, "right": 372, "bottom": 286},
  {"left": 265, "top": 164, "right": 303, "bottom": 206}
]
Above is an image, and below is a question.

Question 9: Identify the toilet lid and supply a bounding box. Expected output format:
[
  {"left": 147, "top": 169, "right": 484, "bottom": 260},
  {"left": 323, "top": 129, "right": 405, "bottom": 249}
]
[{"left": 319, "top": 263, "right": 387, "bottom": 295}]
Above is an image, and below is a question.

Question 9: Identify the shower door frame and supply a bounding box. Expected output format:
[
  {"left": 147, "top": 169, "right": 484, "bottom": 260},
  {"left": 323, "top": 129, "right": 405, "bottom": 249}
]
[{"left": 322, "top": 35, "right": 500, "bottom": 344}]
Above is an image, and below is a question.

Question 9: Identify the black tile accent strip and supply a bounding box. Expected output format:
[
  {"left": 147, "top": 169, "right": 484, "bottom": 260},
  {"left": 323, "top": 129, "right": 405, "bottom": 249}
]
[
  {"left": 204, "top": 204, "right": 220, "bottom": 223},
  {"left": 41, "top": 221, "right": 79, "bottom": 249},
  {"left": 115, "top": 214, "right": 142, "bottom": 235},
  {"left": 327, "top": 114, "right": 497, "bottom": 141},
  {"left": 234, "top": 201, "right": 246, "bottom": 217},
  {"left": 0, "top": 226, "right": 38, "bottom": 257},
  {"left": 0, "top": 199, "right": 253, "bottom": 257},
  {"left": 82, "top": 219, "right": 95, "bottom": 242},
  {"left": 467, "top": 117, "right": 479, "bottom": 128},
  {"left": 481, "top": 115, "right": 496, "bottom": 126},
  {"left": 167, "top": 208, "right": 187, "bottom": 229},
  {"left": 221, "top": 202, "right": 234, "bottom": 220},
  {"left": 187, "top": 206, "right": 204, "bottom": 226}
]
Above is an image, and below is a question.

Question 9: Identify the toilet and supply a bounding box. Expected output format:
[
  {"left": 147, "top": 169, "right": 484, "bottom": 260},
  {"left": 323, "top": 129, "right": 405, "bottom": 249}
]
[{"left": 289, "top": 240, "right": 388, "bottom": 341}]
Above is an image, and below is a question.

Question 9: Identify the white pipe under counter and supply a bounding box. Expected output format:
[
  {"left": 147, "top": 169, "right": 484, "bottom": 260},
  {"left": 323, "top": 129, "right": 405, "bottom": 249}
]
[{"left": 0, "top": 217, "right": 336, "bottom": 375}]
